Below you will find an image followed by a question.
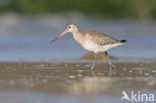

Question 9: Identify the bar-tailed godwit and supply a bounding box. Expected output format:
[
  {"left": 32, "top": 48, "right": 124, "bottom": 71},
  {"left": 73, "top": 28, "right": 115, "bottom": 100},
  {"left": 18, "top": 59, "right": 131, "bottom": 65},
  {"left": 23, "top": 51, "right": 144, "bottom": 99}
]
[{"left": 50, "top": 24, "right": 127, "bottom": 76}]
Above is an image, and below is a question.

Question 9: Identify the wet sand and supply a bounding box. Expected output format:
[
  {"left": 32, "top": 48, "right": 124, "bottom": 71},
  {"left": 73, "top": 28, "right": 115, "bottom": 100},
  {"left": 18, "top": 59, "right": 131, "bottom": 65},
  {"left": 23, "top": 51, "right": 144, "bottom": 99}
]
[
  {"left": 0, "top": 14, "right": 156, "bottom": 103},
  {"left": 0, "top": 60, "right": 156, "bottom": 103}
]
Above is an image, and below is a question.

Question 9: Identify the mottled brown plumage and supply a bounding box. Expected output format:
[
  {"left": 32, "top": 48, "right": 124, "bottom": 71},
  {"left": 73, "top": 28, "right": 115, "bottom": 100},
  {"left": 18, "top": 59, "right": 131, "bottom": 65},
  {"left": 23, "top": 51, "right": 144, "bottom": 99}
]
[{"left": 82, "top": 30, "right": 121, "bottom": 46}]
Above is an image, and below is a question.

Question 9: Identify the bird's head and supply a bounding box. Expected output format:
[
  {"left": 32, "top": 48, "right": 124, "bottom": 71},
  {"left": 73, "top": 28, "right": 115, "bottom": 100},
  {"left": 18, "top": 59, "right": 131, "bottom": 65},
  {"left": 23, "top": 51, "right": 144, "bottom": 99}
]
[
  {"left": 65, "top": 24, "right": 78, "bottom": 33},
  {"left": 50, "top": 24, "right": 78, "bottom": 43}
]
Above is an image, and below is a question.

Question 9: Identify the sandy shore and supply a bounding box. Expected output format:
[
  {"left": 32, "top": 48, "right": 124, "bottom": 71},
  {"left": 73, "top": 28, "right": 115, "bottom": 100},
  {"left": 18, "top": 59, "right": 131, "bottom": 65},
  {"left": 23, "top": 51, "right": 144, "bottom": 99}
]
[{"left": 0, "top": 61, "right": 155, "bottom": 103}]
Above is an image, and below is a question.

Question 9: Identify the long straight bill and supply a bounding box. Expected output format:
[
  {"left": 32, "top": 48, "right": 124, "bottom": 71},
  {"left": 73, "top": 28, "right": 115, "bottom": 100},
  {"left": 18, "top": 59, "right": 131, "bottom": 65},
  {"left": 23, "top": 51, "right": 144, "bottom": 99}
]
[{"left": 50, "top": 31, "right": 67, "bottom": 43}]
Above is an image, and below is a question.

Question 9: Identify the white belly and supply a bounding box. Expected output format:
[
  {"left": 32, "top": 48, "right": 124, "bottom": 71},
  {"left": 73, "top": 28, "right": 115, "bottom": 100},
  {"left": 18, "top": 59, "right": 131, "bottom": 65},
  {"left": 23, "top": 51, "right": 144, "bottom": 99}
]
[{"left": 81, "top": 40, "right": 123, "bottom": 53}]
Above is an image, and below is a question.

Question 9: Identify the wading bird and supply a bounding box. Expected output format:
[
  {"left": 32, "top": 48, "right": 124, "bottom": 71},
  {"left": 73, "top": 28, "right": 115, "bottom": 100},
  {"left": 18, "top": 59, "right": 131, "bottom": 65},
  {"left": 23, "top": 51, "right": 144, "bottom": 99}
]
[{"left": 50, "top": 24, "right": 127, "bottom": 76}]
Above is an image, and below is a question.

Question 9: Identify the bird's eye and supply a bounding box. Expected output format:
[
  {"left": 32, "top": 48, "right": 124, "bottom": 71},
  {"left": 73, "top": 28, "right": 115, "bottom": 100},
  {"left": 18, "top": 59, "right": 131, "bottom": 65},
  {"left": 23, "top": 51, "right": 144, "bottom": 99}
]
[{"left": 68, "top": 26, "right": 71, "bottom": 28}]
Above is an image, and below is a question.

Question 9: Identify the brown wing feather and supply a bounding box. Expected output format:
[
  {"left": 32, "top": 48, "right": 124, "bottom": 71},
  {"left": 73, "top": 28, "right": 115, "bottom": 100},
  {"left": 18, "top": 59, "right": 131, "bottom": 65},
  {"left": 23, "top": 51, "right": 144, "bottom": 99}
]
[{"left": 82, "top": 31, "right": 120, "bottom": 46}]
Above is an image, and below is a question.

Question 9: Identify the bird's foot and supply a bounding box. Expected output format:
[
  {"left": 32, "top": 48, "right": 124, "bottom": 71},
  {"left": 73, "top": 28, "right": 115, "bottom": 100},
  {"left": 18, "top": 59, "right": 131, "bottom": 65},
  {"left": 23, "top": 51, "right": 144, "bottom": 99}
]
[
  {"left": 108, "top": 64, "right": 116, "bottom": 76},
  {"left": 111, "top": 64, "right": 116, "bottom": 70},
  {"left": 90, "top": 66, "right": 96, "bottom": 76},
  {"left": 109, "top": 66, "right": 112, "bottom": 76}
]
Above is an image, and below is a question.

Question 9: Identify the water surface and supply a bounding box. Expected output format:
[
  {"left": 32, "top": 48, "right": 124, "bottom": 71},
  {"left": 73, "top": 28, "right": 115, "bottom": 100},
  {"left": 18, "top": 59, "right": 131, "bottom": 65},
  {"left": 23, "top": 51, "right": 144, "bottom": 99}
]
[
  {"left": 0, "top": 14, "right": 156, "bottom": 103},
  {"left": 0, "top": 61, "right": 156, "bottom": 103},
  {"left": 0, "top": 14, "right": 156, "bottom": 61}
]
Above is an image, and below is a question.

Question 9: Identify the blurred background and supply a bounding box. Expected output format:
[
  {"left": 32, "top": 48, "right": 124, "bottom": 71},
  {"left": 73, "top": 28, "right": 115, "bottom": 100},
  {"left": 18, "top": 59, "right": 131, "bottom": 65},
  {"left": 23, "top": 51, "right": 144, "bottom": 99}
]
[
  {"left": 0, "top": 1, "right": 156, "bottom": 103},
  {"left": 0, "top": 0, "right": 156, "bottom": 61},
  {"left": 1, "top": 0, "right": 156, "bottom": 20}
]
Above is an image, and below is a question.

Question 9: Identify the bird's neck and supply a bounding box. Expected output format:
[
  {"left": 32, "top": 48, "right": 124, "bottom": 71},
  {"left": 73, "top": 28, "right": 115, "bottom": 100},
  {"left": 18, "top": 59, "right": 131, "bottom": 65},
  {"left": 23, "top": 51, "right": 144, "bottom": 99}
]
[
  {"left": 72, "top": 31, "right": 84, "bottom": 45},
  {"left": 72, "top": 30, "right": 79, "bottom": 35}
]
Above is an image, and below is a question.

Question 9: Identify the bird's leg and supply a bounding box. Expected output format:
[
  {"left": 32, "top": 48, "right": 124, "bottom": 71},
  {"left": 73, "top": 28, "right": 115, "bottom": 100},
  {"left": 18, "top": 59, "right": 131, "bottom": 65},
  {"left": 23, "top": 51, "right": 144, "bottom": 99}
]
[
  {"left": 90, "top": 53, "right": 97, "bottom": 76},
  {"left": 105, "top": 52, "right": 116, "bottom": 76}
]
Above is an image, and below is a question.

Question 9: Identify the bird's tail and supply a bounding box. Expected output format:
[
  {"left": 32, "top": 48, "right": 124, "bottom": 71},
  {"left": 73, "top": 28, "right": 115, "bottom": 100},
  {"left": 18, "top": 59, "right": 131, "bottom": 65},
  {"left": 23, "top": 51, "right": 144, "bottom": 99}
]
[{"left": 120, "top": 40, "right": 127, "bottom": 43}]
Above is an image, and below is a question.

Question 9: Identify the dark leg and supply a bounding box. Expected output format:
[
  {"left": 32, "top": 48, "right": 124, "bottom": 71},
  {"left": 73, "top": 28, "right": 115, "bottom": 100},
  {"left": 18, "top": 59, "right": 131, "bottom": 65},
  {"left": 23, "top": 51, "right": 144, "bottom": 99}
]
[
  {"left": 90, "top": 53, "right": 97, "bottom": 76},
  {"left": 105, "top": 51, "right": 116, "bottom": 76}
]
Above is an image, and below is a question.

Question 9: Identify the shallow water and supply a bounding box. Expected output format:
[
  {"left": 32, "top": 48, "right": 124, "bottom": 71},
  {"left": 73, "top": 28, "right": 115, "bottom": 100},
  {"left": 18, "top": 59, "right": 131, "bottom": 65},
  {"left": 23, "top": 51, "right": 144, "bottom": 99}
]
[
  {"left": 0, "top": 14, "right": 156, "bottom": 61},
  {"left": 0, "top": 61, "right": 156, "bottom": 103},
  {"left": 0, "top": 14, "right": 156, "bottom": 103}
]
